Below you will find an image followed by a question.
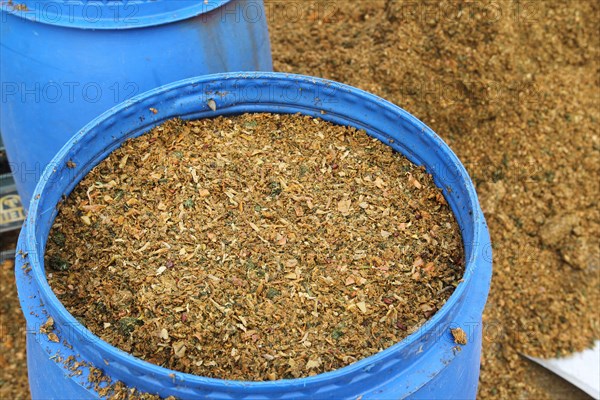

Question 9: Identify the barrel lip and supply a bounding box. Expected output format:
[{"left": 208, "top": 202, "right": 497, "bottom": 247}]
[
  {"left": 0, "top": 0, "right": 233, "bottom": 30},
  {"left": 19, "top": 72, "right": 492, "bottom": 396}
]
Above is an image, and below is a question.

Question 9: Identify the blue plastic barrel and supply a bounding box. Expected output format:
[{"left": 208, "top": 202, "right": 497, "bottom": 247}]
[
  {"left": 15, "top": 72, "right": 492, "bottom": 399},
  {"left": 0, "top": 0, "right": 272, "bottom": 208}
]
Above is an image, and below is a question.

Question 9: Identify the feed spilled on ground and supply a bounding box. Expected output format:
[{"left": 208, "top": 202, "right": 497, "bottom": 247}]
[{"left": 45, "top": 113, "right": 464, "bottom": 381}]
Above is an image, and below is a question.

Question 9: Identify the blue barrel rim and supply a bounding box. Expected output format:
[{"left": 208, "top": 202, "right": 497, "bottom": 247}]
[
  {"left": 0, "top": 0, "right": 233, "bottom": 29},
  {"left": 18, "top": 71, "right": 491, "bottom": 396}
]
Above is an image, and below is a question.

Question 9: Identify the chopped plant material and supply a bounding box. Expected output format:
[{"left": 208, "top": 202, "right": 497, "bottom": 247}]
[
  {"left": 45, "top": 113, "right": 465, "bottom": 380},
  {"left": 118, "top": 317, "right": 144, "bottom": 336},
  {"left": 47, "top": 333, "right": 60, "bottom": 343},
  {"left": 207, "top": 99, "right": 217, "bottom": 112},
  {"left": 58, "top": 353, "right": 175, "bottom": 399},
  {"left": 451, "top": 327, "right": 468, "bottom": 345},
  {"left": 40, "top": 317, "right": 55, "bottom": 334},
  {"left": 52, "top": 232, "right": 66, "bottom": 247},
  {"left": 0, "top": 257, "right": 29, "bottom": 399},
  {"left": 48, "top": 255, "right": 70, "bottom": 272}
]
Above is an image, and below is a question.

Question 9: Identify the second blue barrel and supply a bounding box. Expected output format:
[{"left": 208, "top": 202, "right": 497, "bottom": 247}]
[{"left": 0, "top": 0, "right": 273, "bottom": 207}]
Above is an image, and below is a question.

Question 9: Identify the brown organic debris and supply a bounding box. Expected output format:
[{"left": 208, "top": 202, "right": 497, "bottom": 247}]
[
  {"left": 40, "top": 316, "right": 55, "bottom": 334},
  {"left": 47, "top": 333, "right": 60, "bottom": 343},
  {"left": 451, "top": 327, "right": 468, "bottom": 345}
]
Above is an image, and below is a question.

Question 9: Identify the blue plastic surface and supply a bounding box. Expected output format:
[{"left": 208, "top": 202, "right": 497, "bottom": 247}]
[
  {"left": 0, "top": 1, "right": 232, "bottom": 29},
  {"left": 0, "top": 0, "right": 273, "bottom": 208},
  {"left": 15, "top": 72, "right": 492, "bottom": 399}
]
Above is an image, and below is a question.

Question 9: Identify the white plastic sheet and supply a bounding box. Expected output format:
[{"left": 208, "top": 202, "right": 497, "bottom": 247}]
[{"left": 524, "top": 340, "right": 600, "bottom": 399}]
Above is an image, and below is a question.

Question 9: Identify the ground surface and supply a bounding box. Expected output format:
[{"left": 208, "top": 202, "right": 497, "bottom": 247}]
[{"left": 1, "top": 0, "right": 598, "bottom": 398}]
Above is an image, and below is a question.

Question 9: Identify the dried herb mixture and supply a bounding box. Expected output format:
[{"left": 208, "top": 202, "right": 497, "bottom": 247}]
[{"left": 45, "top": 113, "right": 464, "bottom": 381}]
